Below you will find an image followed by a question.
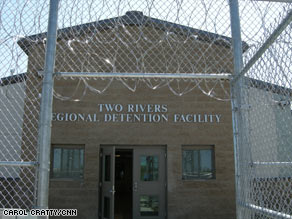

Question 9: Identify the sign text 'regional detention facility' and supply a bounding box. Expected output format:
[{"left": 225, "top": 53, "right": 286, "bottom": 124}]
[{"left": 52, "top": 103, "right": 222, "bottom": 124}]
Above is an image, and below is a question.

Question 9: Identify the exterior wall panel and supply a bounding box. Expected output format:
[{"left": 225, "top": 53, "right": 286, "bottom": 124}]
[{"left": 24, "top": 25, "right": 236, "bottom": 219}]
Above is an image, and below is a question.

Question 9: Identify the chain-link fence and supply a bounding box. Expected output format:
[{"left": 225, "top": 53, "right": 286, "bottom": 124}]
[
  {"left": 0, "top": 0, "right": 49, "bottom": 210},
  {"left": 236, "top": 1, "right": 292, "bottom": 218},
  {"left": 0, "top": 0, "right": 292, "bottom": 218},
  {"left": 50, "top": 0, "right": 236, "bottom": 101}
]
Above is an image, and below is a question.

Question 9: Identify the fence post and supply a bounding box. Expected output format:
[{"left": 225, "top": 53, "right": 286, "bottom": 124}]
[
  {"left": 36, "top": 0, "right": 59, "bottom": 209},
  {"left": 229, "top": 0, "right": 244, "bottom": 218}
]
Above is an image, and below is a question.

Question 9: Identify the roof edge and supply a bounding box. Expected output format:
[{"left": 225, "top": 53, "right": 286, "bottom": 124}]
[
  {"left": 17, "top": 11, "right": 249, "bottom": 55},
  {"left": 0, "top": 73, "right": 27, "bottom": 86},
  {"left": 246, "top": 77, "right": 292, "bottom": 97}
]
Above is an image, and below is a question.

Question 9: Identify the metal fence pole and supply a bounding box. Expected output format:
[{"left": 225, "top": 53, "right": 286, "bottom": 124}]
[
  {"left": 229, "top": 0, "right": 244, "bottom": 218},
  {"left": 36, "top": 0, "right": 59, "bottom": 209},
  {"left": 55, "top": 72, "right": 232, "bottom": 79}
]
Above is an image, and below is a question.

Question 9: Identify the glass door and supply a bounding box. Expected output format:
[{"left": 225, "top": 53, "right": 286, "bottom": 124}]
[
  {"left": 100, "top": 146, "right": 115, "bottom": 219},
  {"left": 133, "top": 147, "right": 166, "bottom": 219}
]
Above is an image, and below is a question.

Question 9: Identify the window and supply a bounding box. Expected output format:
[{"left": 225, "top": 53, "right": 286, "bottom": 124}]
[
  {"left": 51, "top": 145, "right": 84, "bottom": 179},
  {"left": 140, "top": 155, "right": 159, "bottom": 181},
  {"left": 182, "top": 145, "right": 215, "bottom": 180}
]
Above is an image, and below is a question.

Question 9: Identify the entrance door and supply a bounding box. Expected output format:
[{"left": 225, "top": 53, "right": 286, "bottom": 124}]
[
  {"left": 99, "top": 146, "right": 166, "bottom": 219},
  {"left": 133, "top": 147, "right": 166, "bottom": 219},
  {"left": 100, "top": 146, "right": 115, "bottom": 219}
]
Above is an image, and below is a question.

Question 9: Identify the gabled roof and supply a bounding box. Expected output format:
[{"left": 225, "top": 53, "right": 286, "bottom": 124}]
[{"left": 18, "top": 11, "right": 249, "bottom": 55}]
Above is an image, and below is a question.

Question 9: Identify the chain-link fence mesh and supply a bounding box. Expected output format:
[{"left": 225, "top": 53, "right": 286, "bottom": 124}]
[
  {"left": 48, "top": 0, "right": 237, "bottom": 101},
  {"left": 236, "top": 1, "right": 292, "bottom": 218},
  {"left": 0, "top": 0, "right": 292, "bottom": 218},
  {"left": 0, "top": 0, "right": 49, "bottom": 209}
]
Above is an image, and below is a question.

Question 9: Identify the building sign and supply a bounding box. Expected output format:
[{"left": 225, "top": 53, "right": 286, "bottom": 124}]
[{"left": 52, "top": 103, "right": 222, "bottom": 124}]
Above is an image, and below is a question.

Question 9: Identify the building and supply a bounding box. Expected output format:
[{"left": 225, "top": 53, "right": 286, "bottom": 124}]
[
  {"left": 239, "top": 79, "right": 292, "bottom": 218},
  {"left": 16, "top": 11, "right": 247, "bottom": 219},
  {"left": 0, "top": 73, "right": 33, "bottom": 209},
  {"left": 0, "top": 73, "right": 27, "bottom": 179},
  {"left": 247, "top": 79, "right": 292, "bottom": 178},
  {"left": 2, "top": 74, "right": 292, "bottom": 219}
]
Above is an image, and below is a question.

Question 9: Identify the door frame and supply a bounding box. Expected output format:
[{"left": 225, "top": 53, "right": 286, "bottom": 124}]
[
  {"left": 99, "top": 146, "right": 116, "bottom": 219},
  {"left": 99, "top": 144, "right": 168, "bottom": 219}
]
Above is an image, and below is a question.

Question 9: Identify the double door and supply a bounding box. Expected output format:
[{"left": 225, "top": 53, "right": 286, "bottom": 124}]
[{"left": 99, "top": 146, "right": 166, "bottom": 219}]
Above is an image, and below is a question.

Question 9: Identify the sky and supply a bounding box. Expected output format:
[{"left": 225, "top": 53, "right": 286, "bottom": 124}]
[{"left": 0, "top": 0, "right": 291, "bottom": 88}]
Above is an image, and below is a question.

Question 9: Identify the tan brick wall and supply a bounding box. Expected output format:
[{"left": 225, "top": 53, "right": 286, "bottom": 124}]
[{"left": 23, "top": 25, "right": 235, "bottom": 219}]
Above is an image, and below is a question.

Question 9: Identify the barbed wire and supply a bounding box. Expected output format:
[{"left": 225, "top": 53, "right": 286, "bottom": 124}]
[{"left": 0, "top": 0, "right": 292, "bottom": 216}]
